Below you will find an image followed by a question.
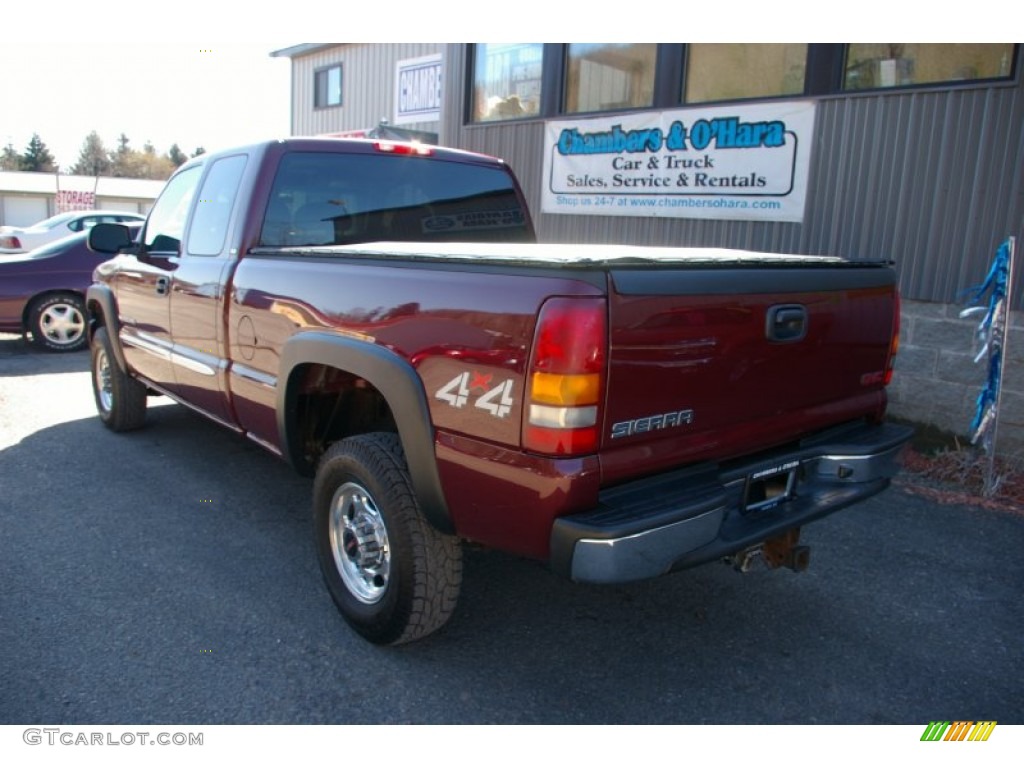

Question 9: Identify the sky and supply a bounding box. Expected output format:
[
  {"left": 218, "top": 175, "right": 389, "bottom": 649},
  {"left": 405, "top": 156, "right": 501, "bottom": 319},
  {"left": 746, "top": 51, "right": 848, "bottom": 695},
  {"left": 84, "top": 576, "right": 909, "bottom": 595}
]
[
  {"left": 0, "top": 42, "right": 292, "bottom": 170},
  {"left": 1, "top": 3, "right": 1005, "bottom": 173}
]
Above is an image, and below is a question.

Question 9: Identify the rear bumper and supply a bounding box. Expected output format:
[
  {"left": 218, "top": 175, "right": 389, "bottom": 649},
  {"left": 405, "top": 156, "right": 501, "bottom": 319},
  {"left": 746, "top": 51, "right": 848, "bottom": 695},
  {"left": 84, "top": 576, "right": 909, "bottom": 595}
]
[{"left": 549, "top": 420, "right": 913, "bottom": 583}]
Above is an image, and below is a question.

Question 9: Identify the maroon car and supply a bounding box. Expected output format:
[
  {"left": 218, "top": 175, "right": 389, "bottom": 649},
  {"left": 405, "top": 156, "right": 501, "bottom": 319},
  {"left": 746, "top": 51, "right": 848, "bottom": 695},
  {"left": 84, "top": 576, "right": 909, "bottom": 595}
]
[{"left": 0, "top": 224, "right": 141, "bottom": 351}]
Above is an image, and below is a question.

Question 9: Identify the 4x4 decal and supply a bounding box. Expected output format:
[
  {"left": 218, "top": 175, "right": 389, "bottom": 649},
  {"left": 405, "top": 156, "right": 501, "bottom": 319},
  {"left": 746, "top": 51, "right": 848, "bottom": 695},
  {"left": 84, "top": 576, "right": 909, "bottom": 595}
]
[{"left": 435, "top": 372, "right": 515, "bottom": 418}]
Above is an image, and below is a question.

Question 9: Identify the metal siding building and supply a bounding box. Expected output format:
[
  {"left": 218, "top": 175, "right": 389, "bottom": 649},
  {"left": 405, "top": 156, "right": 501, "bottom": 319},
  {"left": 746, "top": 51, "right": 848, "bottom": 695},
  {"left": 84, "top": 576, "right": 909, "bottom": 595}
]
[
  {"left": 275, "top": 43, "right": 1024, "bottom": 452},
  {"left": 439, "top": 44, "right": 1023, "bottom": 313},
  {"left": 274, "top": 43, "right": 444, "bottom": 139},
  {"left": 0, "top": 171, "right": 165, "bottom": 227}
]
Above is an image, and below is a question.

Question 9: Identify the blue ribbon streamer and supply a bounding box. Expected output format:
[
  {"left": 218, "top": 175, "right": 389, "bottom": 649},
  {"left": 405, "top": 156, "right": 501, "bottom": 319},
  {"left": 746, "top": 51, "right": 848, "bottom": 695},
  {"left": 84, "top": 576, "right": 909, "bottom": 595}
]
[{"left": 964, "top": 239, "right": 1011, "bottom": 445}]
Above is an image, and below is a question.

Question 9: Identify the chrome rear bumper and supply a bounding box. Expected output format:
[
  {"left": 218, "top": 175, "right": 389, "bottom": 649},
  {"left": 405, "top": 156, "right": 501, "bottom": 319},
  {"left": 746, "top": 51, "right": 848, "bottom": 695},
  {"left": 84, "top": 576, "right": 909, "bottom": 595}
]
[{"left": 550, "top": 421, "right": 913, "bottom": 584}]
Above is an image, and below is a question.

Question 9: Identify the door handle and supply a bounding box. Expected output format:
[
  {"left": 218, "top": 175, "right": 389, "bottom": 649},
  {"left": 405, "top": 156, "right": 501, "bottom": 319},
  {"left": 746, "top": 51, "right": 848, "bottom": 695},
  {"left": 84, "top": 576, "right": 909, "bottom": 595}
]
[
  {"left": 155, "top": 276, "right": 169, "bottom": 296},
  {"left": 766, "top": 304, "right": 807, "bottom": 342}
]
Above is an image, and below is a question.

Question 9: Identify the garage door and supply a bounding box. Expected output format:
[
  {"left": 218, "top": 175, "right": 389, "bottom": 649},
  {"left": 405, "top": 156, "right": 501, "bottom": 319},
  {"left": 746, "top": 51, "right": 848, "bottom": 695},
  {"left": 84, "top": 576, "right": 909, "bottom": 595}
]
[
  {"left": 2, "top": 196, "right": 49, "bottom": 227},
  {"left": 94, "top": 199, "right": 140, "bottom": 213}
]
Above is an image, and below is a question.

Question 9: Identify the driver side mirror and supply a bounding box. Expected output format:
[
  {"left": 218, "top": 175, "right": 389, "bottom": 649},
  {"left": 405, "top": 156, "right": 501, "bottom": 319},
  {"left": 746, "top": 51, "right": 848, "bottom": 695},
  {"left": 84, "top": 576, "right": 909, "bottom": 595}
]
[{"left": 88, "top": 222, "right": 136, "bottom": 254}]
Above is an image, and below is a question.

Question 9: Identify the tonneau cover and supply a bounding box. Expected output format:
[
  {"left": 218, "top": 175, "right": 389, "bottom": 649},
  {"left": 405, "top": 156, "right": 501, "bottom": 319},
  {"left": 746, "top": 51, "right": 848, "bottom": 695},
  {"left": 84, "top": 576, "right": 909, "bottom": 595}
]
[{"left": 253, "top": 241, "right": 876, "bottom": 268}]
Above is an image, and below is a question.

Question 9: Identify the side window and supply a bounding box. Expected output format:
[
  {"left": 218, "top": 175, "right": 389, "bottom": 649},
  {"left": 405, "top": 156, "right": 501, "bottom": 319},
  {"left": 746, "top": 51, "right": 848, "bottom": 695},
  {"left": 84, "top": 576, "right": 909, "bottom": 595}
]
[
  {"left": 186, "top": 154, "right": 247, "bottom": 256},
  {"left": 565, "top": 43, "right": 656, "bottom": 113},
  {"left": 314, "top": 64, "right": 343, "bottom": 108},
  {"left": 843, "top": 43, "right": 1014, "bottom": 91},
  {"left": 685, "top": 44, "right": 807, "bottom": 103},
  {"left": 471, "top": 43, "right": 543, "bottom": 122},
  {"left": 144, "top": 166, "right": 203, "bottom": 254}
]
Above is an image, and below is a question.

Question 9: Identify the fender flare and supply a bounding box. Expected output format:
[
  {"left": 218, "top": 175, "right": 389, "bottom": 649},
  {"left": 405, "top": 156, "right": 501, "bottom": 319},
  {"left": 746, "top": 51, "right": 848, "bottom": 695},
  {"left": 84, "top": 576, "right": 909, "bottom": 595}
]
[
  {"left": 85, "top": 284, "right": 128, "bottom": 374},
  {"left": 277, "top": 331, "right": 453, "bottom": 534}
]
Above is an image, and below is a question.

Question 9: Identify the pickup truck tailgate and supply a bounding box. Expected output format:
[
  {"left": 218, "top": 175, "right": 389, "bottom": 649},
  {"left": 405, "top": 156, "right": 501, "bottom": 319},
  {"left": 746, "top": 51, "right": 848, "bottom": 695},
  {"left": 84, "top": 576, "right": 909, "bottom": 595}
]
[{"left": 600, "top": 262, "right": 898, "bottom": 485}]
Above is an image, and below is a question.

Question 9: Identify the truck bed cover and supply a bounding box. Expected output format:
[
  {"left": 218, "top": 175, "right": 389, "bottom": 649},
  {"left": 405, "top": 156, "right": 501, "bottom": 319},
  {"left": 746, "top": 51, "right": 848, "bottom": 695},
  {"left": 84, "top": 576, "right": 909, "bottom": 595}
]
[{"left": 253, "top": 241, "right": 873, "bottom": 267}]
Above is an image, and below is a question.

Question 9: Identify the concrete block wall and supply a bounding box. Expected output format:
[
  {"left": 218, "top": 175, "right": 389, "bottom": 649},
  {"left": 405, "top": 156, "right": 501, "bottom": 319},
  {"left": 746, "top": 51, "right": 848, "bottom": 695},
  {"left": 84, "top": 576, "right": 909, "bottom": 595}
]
[{"left": 888, "top": 299, "right": 1023, "bottom": 458}]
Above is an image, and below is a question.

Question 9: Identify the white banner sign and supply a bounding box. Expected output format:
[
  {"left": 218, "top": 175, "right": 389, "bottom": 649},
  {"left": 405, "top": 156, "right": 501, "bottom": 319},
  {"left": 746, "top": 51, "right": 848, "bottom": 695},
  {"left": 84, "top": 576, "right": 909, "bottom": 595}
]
[
  {"left": 394, "top": 54, "right": 442, "bottom": 125},
  {"left": 541, "top": 101, "right": 816, "bottom": 223}
]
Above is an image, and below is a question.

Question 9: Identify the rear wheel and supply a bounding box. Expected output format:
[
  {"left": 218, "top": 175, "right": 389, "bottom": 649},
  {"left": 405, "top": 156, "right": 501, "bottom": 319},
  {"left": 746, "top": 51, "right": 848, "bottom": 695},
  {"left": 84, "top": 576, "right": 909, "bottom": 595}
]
[
  {"left": 29, "top": 293, "right": 87, "bottom": 352},
  {"left": 313, "top": 433, "right": 462, "bottom": 645},
  {"left": 91, "top": 326, "right": 147, "bottom": 431}
]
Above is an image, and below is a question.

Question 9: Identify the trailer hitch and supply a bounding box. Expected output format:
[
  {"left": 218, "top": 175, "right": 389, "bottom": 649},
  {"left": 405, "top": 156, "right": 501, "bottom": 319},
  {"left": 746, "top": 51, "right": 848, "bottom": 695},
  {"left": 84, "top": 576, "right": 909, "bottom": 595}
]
[{"left": 728, "top": 528, "right": 810, "bottom": 573}]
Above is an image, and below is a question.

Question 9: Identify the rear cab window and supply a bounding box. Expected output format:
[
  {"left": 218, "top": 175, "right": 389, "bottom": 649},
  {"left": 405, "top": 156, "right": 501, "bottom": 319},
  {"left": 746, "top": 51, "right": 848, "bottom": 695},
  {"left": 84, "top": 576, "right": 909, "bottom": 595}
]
[{"left": 259, "top": 151, "right": 532, "bottom": 247}]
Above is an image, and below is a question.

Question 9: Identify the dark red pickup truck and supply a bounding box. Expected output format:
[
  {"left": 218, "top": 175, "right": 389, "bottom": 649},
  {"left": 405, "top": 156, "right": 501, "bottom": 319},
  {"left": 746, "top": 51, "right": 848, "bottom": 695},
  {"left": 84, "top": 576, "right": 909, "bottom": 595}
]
[{"left": 87, "top": 137, "right": 912, "bottom": 645}]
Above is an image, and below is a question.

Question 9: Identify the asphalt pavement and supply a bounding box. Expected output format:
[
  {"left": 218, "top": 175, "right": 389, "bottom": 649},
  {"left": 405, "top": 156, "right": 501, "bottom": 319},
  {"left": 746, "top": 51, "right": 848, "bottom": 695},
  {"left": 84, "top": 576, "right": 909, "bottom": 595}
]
[{"left": 1, "top": 333, "right": 1021, "bottom": 725}]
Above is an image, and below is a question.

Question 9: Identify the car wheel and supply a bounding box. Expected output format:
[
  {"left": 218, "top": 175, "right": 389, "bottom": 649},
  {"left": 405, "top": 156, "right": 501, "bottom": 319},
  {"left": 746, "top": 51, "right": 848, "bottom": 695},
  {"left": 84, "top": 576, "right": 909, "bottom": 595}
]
[
  {"left": 29, "top": 293, "right": 87, "bottom": 352},
  {"left": 313, "top": 433, "right": 462, "bottom": 645},
  {"left": 91, "top": 326, "right": 147, "bottom": 431}
]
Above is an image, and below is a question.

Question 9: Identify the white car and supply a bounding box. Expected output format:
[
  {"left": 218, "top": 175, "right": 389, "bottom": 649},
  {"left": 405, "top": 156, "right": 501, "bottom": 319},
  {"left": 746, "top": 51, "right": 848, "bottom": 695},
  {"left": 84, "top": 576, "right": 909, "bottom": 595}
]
[{"left": 0, "top": 210, "right": 146, "bottom": 253}]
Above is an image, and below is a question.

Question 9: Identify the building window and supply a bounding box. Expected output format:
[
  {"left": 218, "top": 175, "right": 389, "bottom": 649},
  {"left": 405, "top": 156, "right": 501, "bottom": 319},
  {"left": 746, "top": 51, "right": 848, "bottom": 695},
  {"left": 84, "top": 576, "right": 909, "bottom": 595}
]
[
  {"left": 314, "top": 64, "right": 343, "bottom": 108},
  {"left": 843, "top": 44, "right": 1015, "bottom": 90},
  {"left": 471, "top": 44, "right": 543, "bottom": 122},
  {"left": 684, "top": 44, "right": 808, "bottom": 103},
  {"left": 564, "top": 43, "right": 656, "bottom": 114}
]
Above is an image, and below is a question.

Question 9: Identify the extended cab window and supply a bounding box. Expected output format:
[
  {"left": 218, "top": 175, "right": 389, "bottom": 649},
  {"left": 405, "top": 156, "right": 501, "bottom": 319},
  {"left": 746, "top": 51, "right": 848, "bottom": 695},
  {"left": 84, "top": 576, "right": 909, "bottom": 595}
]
[
  {"left": 144, "top": 166, "right": 202, "bottom": 254},
  {"left": 259, "top": 151, "right": 532, "bottom": 247},
  {"left": 186, "top": 154, "right": 247, "bottom": 256}
]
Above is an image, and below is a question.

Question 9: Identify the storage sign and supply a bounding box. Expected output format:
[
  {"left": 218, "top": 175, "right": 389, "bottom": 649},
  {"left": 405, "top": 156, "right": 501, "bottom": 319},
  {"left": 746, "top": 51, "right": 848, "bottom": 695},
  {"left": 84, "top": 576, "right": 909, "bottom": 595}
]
[
  {"left": 541, "top": 101, "right": 816, "bottom": 223},
  {"left": 395, "top": 54, "right": 442, "bottom": 125},
  {"left": 55, "top": 189, "right": 96, "bottom": 213}
]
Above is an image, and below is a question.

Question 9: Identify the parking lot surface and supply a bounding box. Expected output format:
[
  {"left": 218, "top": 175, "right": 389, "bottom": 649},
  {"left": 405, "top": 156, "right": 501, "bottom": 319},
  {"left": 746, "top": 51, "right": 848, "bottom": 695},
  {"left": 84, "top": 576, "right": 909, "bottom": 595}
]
[{"left": 1, "top": 333, "right": 1021, "bottom": 725}]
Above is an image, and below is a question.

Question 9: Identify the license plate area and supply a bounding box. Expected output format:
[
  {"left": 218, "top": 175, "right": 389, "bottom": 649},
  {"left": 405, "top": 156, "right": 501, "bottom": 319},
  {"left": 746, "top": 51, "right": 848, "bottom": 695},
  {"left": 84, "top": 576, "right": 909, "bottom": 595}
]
[{"left": 743, "top": 461, "right": 799, "bottom": 513}]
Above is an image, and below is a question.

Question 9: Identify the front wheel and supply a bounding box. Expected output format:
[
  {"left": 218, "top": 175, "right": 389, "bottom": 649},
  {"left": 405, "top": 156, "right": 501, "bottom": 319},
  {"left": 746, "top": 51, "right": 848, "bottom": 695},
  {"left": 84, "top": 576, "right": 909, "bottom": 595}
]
[
  {"left": 313, "top": 433, "right": 462, "bottom": 645},
  {"left": 91, "top": 326, "right": 147, "bottom": 431}
]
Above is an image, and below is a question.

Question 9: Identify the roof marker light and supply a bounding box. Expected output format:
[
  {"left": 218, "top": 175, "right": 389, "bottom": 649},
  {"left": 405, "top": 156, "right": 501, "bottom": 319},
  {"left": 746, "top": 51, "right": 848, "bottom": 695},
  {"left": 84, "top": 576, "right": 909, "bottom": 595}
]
[{"left": 374, "top": 141, "right": 433, "bottom": 156}]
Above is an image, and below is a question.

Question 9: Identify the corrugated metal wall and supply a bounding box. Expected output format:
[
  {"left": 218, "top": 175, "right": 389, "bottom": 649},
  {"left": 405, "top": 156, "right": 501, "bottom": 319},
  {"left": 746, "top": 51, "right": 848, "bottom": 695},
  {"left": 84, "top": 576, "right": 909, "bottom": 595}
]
[
  {"left": 289, "top": 44, "right": 444, "bottom": 138},
  {"left": 442, "top": 45, "right": 1024, "bottom": 310}
]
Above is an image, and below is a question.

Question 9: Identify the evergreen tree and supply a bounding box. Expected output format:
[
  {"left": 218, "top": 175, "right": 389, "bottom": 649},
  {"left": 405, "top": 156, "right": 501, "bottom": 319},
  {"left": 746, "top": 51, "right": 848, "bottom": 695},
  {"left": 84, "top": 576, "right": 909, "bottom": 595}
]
[
  {"left": 20, "top": 133, "right": 57, "bottom": 173},
  {"left": 109, "top": 133, "right": 140, "bottom": 178},
  {"left": 105, "top": 134, "right": 176, "bottom": 180},
  {"left": 0, "top": 143, "right": 21, "bottom": 171},
  {"left": 70, "top": 131, "right": 112, "bottom": 176},
  {"left": 167, "top": 143, "right": 188, "bottom": 167},
  {"left": 138, "top": 140, "right": 175, "bottom": 180}
]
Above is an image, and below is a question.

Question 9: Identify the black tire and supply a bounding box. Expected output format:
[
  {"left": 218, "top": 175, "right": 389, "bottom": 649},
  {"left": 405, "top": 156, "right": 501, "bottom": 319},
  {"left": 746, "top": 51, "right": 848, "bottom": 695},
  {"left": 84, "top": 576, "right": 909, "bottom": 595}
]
[
  {"left": 91, "top": 326, "right": 147, "bottom": 431},
  {"left": 28, "top": 293, "right": 87, "bottom": 352},
  {"left": 313, "top": 433, "right": 462, "bottom": 645}
]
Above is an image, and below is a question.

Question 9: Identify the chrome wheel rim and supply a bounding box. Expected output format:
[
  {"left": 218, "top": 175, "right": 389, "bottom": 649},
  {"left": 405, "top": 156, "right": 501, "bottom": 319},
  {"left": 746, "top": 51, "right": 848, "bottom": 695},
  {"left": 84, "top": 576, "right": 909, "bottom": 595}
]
[
  {"left": 41, "top": 303, "right": 85, "bottom": 346},
  {"left": 94, "top": 346, "right": 113, "bottom": 413},
  {"left": 329, "top": 482, "right": 390, "bottom": 604}
]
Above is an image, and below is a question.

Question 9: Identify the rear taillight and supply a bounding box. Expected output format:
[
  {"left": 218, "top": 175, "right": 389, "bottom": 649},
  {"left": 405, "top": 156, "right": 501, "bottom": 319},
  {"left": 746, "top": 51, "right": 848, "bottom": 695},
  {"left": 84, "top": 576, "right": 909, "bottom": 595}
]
[
  {"left": 884, "top": 291, "right": 901, "bottom": 386},
  {"left": 523, "top": 297, "right": 607, "bottom": 456},
  {"left": 0, "top": 235, "right": 21, "bottom": 250}
]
